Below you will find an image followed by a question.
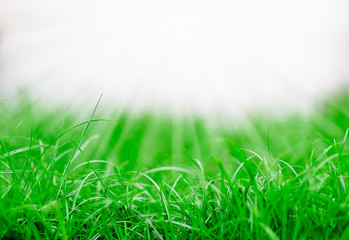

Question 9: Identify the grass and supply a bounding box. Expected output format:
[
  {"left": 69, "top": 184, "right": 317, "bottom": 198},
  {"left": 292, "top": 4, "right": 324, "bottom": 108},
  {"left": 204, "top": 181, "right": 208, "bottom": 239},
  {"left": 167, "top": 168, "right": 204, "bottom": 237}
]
[{"left": 0, "top": 92, "right": 349, "bottom": 239}]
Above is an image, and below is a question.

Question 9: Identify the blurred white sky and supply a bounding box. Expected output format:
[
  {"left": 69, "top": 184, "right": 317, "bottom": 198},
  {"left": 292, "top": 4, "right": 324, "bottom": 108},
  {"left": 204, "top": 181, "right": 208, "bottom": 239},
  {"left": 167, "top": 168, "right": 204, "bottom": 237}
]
[{"left": 0, "top": 0, "right": 348, "bottom": 115}]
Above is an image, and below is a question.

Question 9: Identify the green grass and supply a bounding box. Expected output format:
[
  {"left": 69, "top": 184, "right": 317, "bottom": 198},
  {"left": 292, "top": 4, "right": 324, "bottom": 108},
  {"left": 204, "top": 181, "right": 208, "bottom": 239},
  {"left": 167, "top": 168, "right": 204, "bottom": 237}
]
[{"left": 0, "top": 92, "right": 349, "bottom": 239}]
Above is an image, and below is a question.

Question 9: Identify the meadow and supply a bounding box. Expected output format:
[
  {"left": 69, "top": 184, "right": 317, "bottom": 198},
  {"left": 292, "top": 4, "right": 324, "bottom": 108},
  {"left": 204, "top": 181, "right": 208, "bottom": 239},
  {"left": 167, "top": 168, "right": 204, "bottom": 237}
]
[{"left": 0, "top": 92, "right": 348, "bottom": 239}]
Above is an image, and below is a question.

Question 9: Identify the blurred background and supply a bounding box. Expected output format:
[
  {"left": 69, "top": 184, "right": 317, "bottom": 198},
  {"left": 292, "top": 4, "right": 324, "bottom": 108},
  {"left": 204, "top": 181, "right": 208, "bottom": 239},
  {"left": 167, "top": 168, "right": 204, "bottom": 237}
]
[{"left": 0, "top": 0, "right": 348, "bottom": 116}]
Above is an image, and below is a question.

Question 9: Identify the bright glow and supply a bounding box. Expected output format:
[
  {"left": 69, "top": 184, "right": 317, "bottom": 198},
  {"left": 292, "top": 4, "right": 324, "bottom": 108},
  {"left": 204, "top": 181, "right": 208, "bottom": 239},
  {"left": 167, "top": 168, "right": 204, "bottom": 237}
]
[{"left": 1, "top": 0, "right": 348, "bottom": 115}]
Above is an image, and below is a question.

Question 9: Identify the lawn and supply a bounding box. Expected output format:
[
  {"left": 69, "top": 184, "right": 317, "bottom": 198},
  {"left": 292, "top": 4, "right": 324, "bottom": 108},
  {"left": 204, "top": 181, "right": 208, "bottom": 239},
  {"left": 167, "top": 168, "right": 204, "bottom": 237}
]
[{"left": 0, "top": 92, "right": 348, "bottom": 239}]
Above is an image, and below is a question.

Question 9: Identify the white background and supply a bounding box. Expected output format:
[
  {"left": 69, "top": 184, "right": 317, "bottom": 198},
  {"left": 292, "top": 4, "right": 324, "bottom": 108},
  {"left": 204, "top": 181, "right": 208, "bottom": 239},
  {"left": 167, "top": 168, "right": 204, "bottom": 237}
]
[{"left": 0, "top": 0, "right": 348, "bottom": 116}]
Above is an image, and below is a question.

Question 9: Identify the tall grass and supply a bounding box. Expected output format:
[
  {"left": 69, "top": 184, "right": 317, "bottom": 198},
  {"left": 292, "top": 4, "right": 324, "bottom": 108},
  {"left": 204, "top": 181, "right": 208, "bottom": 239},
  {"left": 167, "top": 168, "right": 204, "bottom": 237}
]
[{"left": 0, "top": 92, "right": 348, "bottom": 239}]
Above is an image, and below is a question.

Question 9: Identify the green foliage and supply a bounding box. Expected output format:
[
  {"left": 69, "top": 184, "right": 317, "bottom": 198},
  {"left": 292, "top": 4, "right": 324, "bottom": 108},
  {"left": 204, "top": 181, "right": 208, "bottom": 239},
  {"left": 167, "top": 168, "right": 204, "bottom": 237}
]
[{"left": 0, "top": 92, "right": 348, "bottom": 239}]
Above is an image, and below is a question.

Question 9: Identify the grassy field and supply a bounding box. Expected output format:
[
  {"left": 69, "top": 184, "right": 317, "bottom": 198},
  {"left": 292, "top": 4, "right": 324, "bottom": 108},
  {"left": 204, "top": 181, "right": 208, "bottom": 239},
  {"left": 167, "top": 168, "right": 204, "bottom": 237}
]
[{"left": 0, "top": 92, "right": 349, "bottom": 239}]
